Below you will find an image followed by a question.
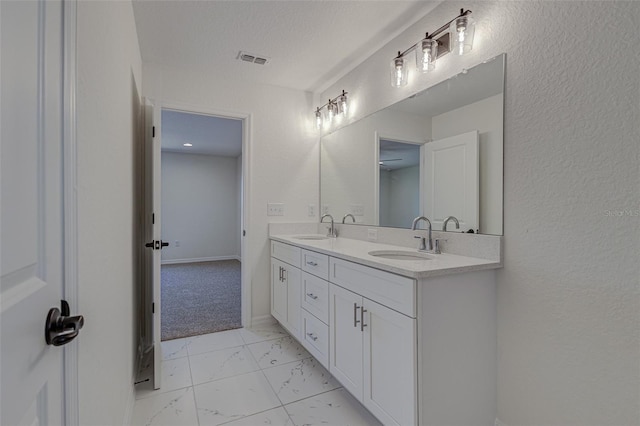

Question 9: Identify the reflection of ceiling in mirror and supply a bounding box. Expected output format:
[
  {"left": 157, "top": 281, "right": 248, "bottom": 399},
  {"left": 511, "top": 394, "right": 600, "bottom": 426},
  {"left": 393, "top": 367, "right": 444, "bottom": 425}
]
[
  {"left": 379, "top": 139, "right": 421, "bottom": 171},
  {"left": 388, "top": 55, "right": 504, "bottom": 118}
]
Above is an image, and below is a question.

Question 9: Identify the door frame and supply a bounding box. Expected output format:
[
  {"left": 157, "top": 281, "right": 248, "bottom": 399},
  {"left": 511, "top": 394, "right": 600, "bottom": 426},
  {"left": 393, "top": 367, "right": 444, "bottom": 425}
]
[
  {"left": 62, "top": 1, "right": 80, "bottom": 424},
  {"left": 159, "top": 101, "right": 253, "bottom": 328},
  {"left": 373, "top": 132, "right": 426, "bottom": 226}
]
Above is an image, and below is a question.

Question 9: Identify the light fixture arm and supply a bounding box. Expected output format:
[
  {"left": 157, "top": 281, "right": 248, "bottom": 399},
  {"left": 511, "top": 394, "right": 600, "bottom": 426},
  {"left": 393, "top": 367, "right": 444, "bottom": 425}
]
[{"left": 316, "top": 89, "right": 348, "bottom": 111}]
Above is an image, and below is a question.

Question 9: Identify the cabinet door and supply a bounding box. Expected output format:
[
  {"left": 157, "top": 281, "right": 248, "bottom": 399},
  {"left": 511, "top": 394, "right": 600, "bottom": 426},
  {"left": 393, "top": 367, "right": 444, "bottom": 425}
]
[
  {"left": 271, "top": 258, "right": 287, "bottom": 325},
  {"left": 285, "top": 264, "right": 301, "bottom": 339},
  {"left": 329, "top": 284, "right": 364, "bottom": 400},
  {"left": 363, "top": 299, "right": 417, "bottom": 426}
]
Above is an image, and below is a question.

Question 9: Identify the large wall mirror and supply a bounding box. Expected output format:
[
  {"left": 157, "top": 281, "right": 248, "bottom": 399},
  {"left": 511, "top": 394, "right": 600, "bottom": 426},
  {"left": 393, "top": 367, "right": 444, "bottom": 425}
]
[{"left": 320, "top": 53, "right": 505, "bottom": 235}]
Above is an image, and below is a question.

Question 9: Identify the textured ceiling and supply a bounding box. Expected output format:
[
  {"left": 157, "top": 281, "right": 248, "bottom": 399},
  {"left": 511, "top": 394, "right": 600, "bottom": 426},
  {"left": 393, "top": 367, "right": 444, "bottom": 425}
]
[{"left": 132, "top": 0, "right": 440, "bottom": 92}]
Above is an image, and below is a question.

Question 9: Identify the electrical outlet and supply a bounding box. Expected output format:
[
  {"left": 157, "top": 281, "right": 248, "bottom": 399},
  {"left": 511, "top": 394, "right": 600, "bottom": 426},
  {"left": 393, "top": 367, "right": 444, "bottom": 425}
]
[
  {"left": 267, "top": 203, "right": 284, "bottom": 216},
  {"left": 175, "top": 240, "right": 180, "bottom": 247},
  {"left": 322, "top": 204, "right": 330, "bottom": 214},
  {"left": 308, "top": 204, "right": 316, "bottom": 217},
  {"left": 350, "top": 204, "right": 364, "bottom": 216},
  {"left": 367, "top": 228, "right": 378, "bottom": 241}
]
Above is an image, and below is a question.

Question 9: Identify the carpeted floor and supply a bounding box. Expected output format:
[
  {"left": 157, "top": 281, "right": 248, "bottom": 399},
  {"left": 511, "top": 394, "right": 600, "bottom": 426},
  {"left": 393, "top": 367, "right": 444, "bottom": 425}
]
[{"left": 161, "top": 260, "right": 241, "bottom": 341}]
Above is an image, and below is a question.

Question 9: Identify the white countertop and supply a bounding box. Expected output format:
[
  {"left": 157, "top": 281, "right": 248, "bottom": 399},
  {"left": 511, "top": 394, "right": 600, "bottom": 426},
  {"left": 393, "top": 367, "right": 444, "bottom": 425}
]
[{"left": 271, "top": 234, "right": 502, "bottom": 279}]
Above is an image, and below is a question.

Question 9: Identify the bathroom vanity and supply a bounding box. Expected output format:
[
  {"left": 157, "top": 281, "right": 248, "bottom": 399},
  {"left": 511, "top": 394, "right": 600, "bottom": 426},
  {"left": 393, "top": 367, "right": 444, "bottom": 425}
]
[{"left": 270, "top": 230, "right": 500, "bottom": 426}]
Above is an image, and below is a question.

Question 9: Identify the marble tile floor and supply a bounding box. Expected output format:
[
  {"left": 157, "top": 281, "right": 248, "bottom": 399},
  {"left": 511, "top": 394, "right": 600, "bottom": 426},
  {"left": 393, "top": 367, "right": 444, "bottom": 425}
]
[{"left": 131, "top": 323, "right": 382, "bottom": 426}]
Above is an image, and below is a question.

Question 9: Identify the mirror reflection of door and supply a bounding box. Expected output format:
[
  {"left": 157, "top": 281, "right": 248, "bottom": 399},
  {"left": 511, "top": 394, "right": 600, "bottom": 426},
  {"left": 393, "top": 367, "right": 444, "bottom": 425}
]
[{"left": 378, "top": 139, "right": 423, "bottom": 228}]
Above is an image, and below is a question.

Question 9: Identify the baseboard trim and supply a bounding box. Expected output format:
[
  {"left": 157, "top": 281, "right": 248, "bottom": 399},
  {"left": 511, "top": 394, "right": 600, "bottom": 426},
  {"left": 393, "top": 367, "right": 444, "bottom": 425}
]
[
  {"left": 250, "top": 314, "right": 276, "bottom": 328},
  {"left": 161, "top": 255, "right": 241, "bottom": 265}
]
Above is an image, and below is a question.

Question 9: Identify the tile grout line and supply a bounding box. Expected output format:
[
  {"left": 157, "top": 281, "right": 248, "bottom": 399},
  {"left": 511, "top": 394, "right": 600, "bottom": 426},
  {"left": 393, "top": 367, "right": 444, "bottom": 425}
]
[{"left": 185, "top": 347, "right": 202, "bottom": 426}]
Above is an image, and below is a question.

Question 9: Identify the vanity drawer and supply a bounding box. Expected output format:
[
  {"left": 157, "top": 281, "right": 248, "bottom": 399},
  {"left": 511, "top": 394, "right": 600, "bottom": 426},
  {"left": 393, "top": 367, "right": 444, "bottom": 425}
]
[
  {"left": 301, "top": 309, "right": 329, "bottom": 369},
  {"left": 329, "top": 257, "right": 416, "bottom": 318},
  {"left": 301, "top": 249, "right": 329, "bottom": 280},
  {"left": 271, "top": 240, "right": 301, "bottom": 268},
  {"left": 301, "top": 272, "right": 329, "bottom": 324}
]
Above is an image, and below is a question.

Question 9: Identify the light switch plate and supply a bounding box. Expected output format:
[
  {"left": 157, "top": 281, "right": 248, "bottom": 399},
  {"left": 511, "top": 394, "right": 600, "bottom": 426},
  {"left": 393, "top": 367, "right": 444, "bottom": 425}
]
[
  {"left": 267, "top": 203, "right": 284, "bottom": 216},
  {"left": 367, "top": 228, "right": 378, "bottom": 241}
]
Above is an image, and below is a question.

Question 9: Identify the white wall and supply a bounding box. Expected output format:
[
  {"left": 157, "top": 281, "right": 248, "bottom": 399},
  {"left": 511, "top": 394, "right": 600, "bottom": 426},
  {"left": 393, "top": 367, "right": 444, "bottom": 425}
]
[
  {"left": 322, "top": 1, "right": 639, "bottom": 424},
  {"left": 161, "top": 152, "right": 239, "bottom": 262},
  {"left": 432, "top": 94, "right": 503, "bottom": 235},
  {"left": 143, "top": 64, "right": 318, "bottom": 322},
  {"left": 76, "top": 1, "right": 142, "bottom": 424}
]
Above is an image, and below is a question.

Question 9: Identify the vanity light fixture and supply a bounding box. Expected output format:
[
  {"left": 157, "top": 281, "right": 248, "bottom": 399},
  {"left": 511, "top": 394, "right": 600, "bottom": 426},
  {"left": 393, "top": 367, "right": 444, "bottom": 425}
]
[
  {"left": 314, "top": 90, "right": 349, "bottom": 129},
  {"left": 390, "top": 9, "right": 475, "bottom": 87}
]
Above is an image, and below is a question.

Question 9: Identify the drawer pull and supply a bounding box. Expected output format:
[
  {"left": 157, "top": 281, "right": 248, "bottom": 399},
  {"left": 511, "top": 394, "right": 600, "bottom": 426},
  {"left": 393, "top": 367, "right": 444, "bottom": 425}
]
[
  {"left": 354, "top": 303, "right": 361, "bottom": 328},
  {"left": 306, "top": 293, "right": 318, "bottom": 300},
  {"left": 306, "top": 261, "right": 319, "bottom": 267},
  {"left": 306, "top": 332, "right": 318, "bottom": 341},
  {"left": 278, "top": 266, "right": 283, "bottom": 282}
]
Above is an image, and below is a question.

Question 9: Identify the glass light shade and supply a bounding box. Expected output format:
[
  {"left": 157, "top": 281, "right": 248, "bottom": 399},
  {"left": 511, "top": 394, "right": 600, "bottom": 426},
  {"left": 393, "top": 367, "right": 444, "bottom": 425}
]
[
  {"left": 338, "top": 94, "right": 348, "bottom": 115},
  {"left": 450, "top": 14, "right": 475, "bottom": 55},
  {"left": 417, "top": 38, "right": 438, "bottom": 72},
  {"left": 390, "top": 57, "right": 408, "bottom": 88},
  {"left": 326, "top": 102, "right": 337, "bottom": 124},
  {"left": 315, "top": 109, "right": 323, "bottom": 130}
]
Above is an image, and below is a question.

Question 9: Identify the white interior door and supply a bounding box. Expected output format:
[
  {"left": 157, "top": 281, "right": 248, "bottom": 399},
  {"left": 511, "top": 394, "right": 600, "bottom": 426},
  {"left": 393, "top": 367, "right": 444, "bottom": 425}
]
[
  {"left": 144, "top": 99, "right": 163, "bottom": 389},
  {"left": 1, "top": 0, "right": 68, "bottom": 424},
  {"left": 423, "top": 130, "right": 479, "bottom": 232}
]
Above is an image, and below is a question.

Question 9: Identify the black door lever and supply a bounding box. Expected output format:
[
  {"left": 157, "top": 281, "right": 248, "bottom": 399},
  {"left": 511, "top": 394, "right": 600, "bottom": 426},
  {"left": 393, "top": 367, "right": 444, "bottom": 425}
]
[{"left": 45, "top": 300, "right": 84, "bottom": 346}]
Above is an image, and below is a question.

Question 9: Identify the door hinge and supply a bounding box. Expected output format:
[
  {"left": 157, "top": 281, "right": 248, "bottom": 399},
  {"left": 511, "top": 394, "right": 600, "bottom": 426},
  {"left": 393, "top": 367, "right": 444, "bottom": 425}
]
[
  {"left": 242, "top": 230, "right": 246, "bottom": 237},
  {"left": 152, "top": 126, "right": 155, "bottom": 138},
  {"left": 152, "top": 303, "right": 155, "bottom": 314}
]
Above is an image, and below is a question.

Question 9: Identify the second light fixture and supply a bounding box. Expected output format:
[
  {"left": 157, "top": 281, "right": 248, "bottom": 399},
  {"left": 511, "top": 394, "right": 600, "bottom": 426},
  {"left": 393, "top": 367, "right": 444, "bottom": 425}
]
[{"left": 315, "top": 90, "right": 348, "bottom": 129}]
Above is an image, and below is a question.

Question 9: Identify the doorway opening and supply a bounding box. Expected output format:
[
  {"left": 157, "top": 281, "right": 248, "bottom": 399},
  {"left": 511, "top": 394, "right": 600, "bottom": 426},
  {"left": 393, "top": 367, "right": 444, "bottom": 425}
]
[
  {"left": 377, "top": 138, "right": 423, "bottom": 228},
  {"left": 160, "top": 108, "right": 244, "bottom": 341}
]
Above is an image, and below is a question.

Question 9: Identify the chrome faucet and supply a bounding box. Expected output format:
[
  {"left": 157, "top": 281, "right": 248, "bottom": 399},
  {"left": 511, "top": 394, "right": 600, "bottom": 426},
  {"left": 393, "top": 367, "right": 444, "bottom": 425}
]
[
  {"left": 321, "top": 214, "right": 337, "bottom": 238},
  {"left": 411, "top": 216, "right": 433, "bottom": 252},
  {"left": 342, "top": 213, "right": 356, "bottom": 224},
  {"left": 442, "top": 216, "right": 460, "bottom": 231}
]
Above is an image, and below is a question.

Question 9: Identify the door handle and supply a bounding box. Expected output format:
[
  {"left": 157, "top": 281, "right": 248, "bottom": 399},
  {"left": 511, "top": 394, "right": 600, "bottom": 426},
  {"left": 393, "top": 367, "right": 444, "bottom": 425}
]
[
  {"left": 145, "top": 240, "right": 170, "bottom": 250},
  {"left": 45, "top": 300, "right": 84, "bottom": 346}
]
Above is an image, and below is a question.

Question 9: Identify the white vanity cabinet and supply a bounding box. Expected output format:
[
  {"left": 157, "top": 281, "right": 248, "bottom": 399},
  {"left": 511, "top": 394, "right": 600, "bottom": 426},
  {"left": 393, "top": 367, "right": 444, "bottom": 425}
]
[
  {"left": 270, "top": 242, "right": 301, "bottom": 339},
  {"left": 270, "top": 236, "right": 497, "bottom": 426},
  {"left": 329, "top": 261, "right": 417, "bottom": 426}
]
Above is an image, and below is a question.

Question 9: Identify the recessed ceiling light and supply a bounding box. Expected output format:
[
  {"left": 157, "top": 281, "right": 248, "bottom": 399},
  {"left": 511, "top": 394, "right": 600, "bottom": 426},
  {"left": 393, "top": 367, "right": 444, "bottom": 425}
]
[{"left": 183, "top": 143, "right": 193, "bottom": 147}]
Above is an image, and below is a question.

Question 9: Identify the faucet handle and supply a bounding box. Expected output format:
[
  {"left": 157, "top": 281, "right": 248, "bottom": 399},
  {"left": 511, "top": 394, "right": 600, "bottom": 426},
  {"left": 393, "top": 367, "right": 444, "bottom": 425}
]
[
  {"left": 413, "top": 235, "right": 427, "bottom": 251},
  {"left": 433, "top": 239, "right": 447, "bottom": 254}
]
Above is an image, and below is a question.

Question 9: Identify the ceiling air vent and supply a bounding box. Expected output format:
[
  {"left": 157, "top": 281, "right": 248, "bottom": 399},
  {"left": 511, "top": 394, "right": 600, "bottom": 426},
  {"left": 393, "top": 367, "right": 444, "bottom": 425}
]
[{"left": 237, "top": 51, "right": 269, "bottom": 65}]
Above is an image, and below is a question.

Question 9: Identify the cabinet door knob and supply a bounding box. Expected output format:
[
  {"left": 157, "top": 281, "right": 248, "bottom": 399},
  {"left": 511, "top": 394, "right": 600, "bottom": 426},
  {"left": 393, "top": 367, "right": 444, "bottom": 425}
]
[{"left": 353, "top": 303, "right": 361, "bottom": 328}]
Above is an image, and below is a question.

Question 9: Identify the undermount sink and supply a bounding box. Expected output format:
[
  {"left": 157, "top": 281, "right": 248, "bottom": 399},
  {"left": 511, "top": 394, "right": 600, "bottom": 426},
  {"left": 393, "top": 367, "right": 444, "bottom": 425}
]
[
  {"left": 368, "top": 250, "right": 432, "bottom": 261},
  {"left": 292, "top": 235, "right": 330, "bottom": 241}
]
